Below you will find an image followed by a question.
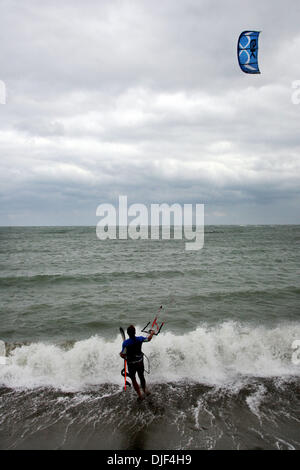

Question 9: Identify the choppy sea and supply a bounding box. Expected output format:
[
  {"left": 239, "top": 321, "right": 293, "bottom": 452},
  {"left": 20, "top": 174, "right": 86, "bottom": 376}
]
[{"left": 0, "top": 225, "right": 299, "bottom": 449}]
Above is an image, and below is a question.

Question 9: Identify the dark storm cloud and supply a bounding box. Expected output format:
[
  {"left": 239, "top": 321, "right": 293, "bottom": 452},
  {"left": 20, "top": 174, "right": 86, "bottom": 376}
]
[{"left": 0, "top": 0, "right": 300, "bottom": 225}]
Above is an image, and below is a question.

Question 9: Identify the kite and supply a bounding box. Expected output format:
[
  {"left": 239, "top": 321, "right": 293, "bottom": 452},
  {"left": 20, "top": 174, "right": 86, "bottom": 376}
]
[{"left": 237, "top": 31, "right": 261, "bottom": 74}]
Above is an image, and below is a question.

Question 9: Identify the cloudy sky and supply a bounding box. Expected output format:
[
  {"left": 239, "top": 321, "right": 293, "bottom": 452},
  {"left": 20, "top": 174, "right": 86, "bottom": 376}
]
[{"left": 0, "top": 0, "right": 300, "bottom": 225}]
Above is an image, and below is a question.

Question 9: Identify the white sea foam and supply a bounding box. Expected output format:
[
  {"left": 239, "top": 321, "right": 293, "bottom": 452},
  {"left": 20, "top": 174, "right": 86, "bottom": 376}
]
[
  {"left": 0, "top": 321, "right": 299, "bottom": 391},
  {"left": 246, "top": 384, "right": 267, "bottom": 421}
]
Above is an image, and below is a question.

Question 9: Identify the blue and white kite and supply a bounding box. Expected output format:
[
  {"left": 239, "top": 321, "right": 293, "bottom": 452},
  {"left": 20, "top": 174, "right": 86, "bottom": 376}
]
[{"left": 237, "top": 31, "right": 261, "bottom": 74}]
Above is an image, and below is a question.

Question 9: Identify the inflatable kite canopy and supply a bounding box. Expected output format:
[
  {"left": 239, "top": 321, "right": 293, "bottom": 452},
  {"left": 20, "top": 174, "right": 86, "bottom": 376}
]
[{"left": 237, "top": 31, "right": 261, "bottom": 74}]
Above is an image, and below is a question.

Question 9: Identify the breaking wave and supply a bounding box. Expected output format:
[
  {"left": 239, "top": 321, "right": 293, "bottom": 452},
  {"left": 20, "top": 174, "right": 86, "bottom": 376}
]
[{"left": 1, "top": 321, "right": 299, "bottom": 391}]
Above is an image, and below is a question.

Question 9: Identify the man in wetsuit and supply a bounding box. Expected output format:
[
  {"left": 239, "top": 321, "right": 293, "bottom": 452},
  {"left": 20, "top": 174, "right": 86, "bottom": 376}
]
[{"left": 120, "top": 325, "right": 154, "bottom": 400}]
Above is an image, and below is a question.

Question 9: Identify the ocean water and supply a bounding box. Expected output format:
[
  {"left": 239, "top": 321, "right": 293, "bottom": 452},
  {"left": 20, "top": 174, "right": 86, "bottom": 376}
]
[{"left": 0, "top": 225, "right": 299, "bottom": 450}]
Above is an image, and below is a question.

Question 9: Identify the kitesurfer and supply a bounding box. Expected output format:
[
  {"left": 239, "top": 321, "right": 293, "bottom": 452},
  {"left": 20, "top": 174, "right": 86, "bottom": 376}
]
[{"left": 120, "top": 325, "right": 154, "bottom": 400}]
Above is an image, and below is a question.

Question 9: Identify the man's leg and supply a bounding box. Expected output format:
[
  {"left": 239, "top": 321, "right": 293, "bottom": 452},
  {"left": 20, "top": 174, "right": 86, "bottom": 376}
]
[
  {"left": 137, "top": 363, "right": 150, "bottom": 395},
  {"left": 131, "top": 378, "right": 143, "bottom": 399}
]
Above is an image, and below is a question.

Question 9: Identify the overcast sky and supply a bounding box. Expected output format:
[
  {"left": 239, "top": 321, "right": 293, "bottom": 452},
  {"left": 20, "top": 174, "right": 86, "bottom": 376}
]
[{"left": 0, "top": 0, "right": 300, "bottom": 225}]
